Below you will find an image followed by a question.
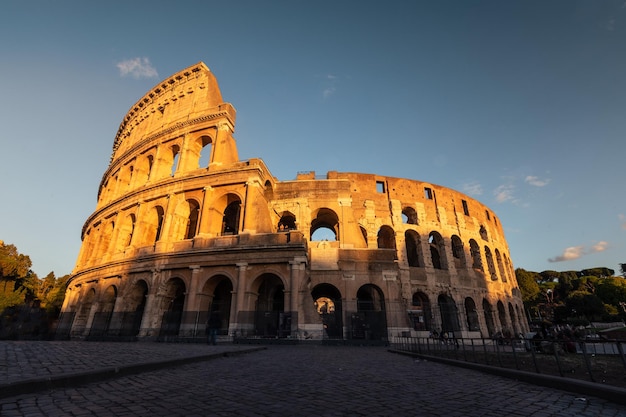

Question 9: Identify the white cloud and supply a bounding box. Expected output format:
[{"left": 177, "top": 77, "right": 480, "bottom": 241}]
[
  {"left": 525, "top": 175, "right": 550, "bottom": 187},
  {"left": 590, "top": 241, "right": 609, "bottom": 253},
  {"left": 116, "top": 57, "right": 158, "bottom": 79},
  {"left": 462, "top": 181, "right": 483, "bottom": 196},
  {"left": 323, "top": 87, "right": 336, "bottom": 98},
  {"left": 548, "top": 246, "right": 585, "bottom": 262},
  {"left": 494, "top": 184, "right": 515, "bottom": 203},
  {"left": 620, "top": 214, "right": 626, "bottom": 230},
  {"left": 548, "top": 241, "right": 610, "bottom": 263}
]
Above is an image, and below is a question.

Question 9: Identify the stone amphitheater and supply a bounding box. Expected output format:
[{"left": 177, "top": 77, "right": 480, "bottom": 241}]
[{"left": 60, "top": 62, "right": 528, "bottom": 342}]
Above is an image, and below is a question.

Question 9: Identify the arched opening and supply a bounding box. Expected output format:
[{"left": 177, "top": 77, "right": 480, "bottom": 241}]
[
  {"left": 496, "top": 249, "right": 507, "bottom": 282},
  {"left": 405, "top": 230, "right": 423, "bottom": 267},
  {"left": 497, "top": 300, "right": 507, "bottom": 334},
  {"left": 470, "top": 239, "right": 482, "bottom": 271},
  {"left": 144, "top": 205, "right": 165, "bottom": 245},
  {"left": 185, "top": 200, "right": 200, "bottom": 239},
  {"left": 485, "top": 246, "right": 498, "bottom": 280},
  {"left": 201, "top": 276, "right": 233, "bottom": 339},
  {"left": 451, "top": 235, "right": 466, "bottom": 268},
  {"left": 88, "top": 285, "right": 117, "bottom": 340},
  {"left": 170, "top": 145, "right": 180, "bottom": 176},
  {"left": 73, "top": 288, "right": 96, "bottom": 336},
  {"left": 311, "top": 283, "right": 343, "bottom": 339},
  {"left": 479, "top": 225, "right": 488, "bottom": 241},
  {"left": 253, "top": 274, "right": 287, "bottom": 338},
  {"left": 377, "top": 225, "right": 396, "bottom": 249},
  {"left": 278, "top": 211, "right": 296, "bottom": 231},
  {"left": 437, "top": 294, "right": 460, "bottom": 334},
  {"left": 482, "top": 299, "right": 496, "bottom": 337},
  {"left": 402, "top": 207, "right": 418, "bottom": 224},
  {"left": 353, "top": 284, "right": 387, "bottom": 341},
  {"left": 429, "top": 231, "right": 447, "bottom": 270},
  {"left": 464, "top": 297, "right": 480, "bottom": 331},
  {"left": 310, "top": 208, "right": 339, "bottom": 241},
  {"left": 159, "top": 278, "right": 186, "bottom": 339},
  {"left": 409, "top": 292, "right": 431, "bottom": 331},
  {"left": 198, "top": 136, "right": 212, "bottom": 168},
  {"left": 222, "top": 199, "right": 241, "bottom": 235},
  {"left": 124, "top": 280, "right": 148, "bottom": 337},
  {"left": 508, "top": 302, "right": 518, "bottom": 335}
]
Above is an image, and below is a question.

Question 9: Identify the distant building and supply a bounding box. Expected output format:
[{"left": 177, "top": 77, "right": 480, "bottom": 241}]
[{"left": 60, "top": 62, "right": 528, "bottom": 342}]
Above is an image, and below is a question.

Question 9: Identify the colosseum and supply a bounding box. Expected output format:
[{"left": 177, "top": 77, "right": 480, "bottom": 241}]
[{"left": 59, "top": 62, "right": 528, "bottom": 343}]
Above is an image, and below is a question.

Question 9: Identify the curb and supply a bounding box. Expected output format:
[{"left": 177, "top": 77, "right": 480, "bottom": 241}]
[
  {"left": 388, "top": 349, "right": 626, "bottom": 406},
  {"left": 0, "top": 346, "right": 266, "bottom": 399}
]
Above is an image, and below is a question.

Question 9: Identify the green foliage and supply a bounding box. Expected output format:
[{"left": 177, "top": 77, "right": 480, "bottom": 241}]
[
  {"left": 581, "top": 267, "right": 614, "bottom": 278},
  {"left": 0, "top": 242, "right": 32, "bottom": 279},
  {"left": 515, "top": 268, "right": 541, "bottom": 302},
  {"left": 0, "top": 280, "right": 26, "bottom": 311},
  {"left": 565, "top": 290, "right": 606, "bottom": 321},
  {"left": 520, "top": 265, "right": 626, "bottom": 324}
]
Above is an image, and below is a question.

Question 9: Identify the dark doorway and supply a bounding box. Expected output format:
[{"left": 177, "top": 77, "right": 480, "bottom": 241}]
[
  {"left": 254, "top": 274, "right": 286, "bottom": 338},
  {"left": 353, "top": 284, "right": 387, "bottom": 341},
  {"left": 311, "top": 284, "right": 343, "bottom": 339}
]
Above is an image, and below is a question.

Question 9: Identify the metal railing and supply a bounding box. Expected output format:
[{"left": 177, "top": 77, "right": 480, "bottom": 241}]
[{"left": 389, "top": 335, "right": 626, "bottom": 387}]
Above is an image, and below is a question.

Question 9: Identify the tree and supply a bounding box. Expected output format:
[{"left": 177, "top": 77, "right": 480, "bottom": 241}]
[
  {"left": 0, "top": 241, "right": 33, "bottom": 310},
  {"left": 515, "top": 268, "right": 540, "bottom": 302},
  {"left": 0, "top": 242, "right": 32, "bottom": 279}
]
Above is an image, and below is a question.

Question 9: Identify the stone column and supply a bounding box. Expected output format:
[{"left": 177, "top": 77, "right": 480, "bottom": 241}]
[
  {"left": 289, "top": 257, "right": 307, "bottom": 336},
  {"left": 231, "top": 262, "right": 248, "bottom": 336}
]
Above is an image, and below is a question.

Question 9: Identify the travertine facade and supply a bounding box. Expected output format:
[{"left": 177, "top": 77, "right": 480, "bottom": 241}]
[{"left": 61, "top": 62, "right": 528, "bottom": 342}]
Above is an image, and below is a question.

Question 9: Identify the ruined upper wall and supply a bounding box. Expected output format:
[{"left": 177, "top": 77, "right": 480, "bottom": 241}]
[{"left": 109, "top": 62, "right": 235, "bottom": 163}]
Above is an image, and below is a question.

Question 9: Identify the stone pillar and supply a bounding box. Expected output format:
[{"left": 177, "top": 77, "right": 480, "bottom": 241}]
[
  {"left": 231, "top": 262, "right": 248, "bottom": 336},
  {"left": 289, "top": 257, "right": 307, "bottom": 336},
  {"left": 179, "top": 266, "right": 203, "bottom": 337}
]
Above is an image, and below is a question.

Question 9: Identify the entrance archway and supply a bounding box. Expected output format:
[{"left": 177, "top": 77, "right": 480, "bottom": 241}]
[
  {"left": 437, "top": 294, "right": 460, "bottom": 334},
  {"left": 311, "top": 284, "right": 343, "bottom": 339},
  {"left": 159, "top": 278, "right": 186, "bottom": 338},
  {"left": 201, "top": 276, "right": 233, "bottom": 337},
  {"left": 353, "top": 284, "right": 387, "bottom": 341},
  {"left": 125, "top": 280, "right": 148, "bottom": 337},
  {"left": 253, "top": 274, "right": 287, "bottom": 338},
  {"left": 88, "top": 285, "right": 117, "bottom": 339},
  {"left": 483, "top": 299, "right": 496, "bottom": 337}
]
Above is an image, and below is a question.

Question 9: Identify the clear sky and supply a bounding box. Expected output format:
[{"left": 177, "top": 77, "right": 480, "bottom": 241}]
[{"left": 1, "top": 1, "right": 625, "bottom": 278}]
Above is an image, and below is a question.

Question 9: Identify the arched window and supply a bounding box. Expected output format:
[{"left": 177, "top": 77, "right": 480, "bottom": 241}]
[
  {"left": 464, "top": 297, "right": 480, "bottom": 331},
  {"left": 479, "top": 225, "right": 488, "bottom": 241},
  {"left": 198, "top": 136, "right": 212, "bottom": 168},
  {"left": 126, "top": 214, "right": 136, "bottom": 247},
  {"left": 154, "top": 206, "right": 165, "bottom": 242},
  {"left": 310, "top": 208, "right": 339, "bottom": 241},
  {"left": 278, "top": 212, "right": 296, "bottom": 231},
  {"left": 222, "top": 200, "right": 241, "bottom": 235},
  {"left": 170, "top": 145, "right": 180, "bottom": 176},
  {"left": 402, "top": 207, "right": 418, "bottom": 225},
  {"left": 451, "top": 235, "right": 465, "bottom": 268},
  {"left": 185, "top": 200, "right": 200, "bottom": 239},
  {"left": 495, "top": 249, "right": 507, "bottom": 282},
  {"left": 405, "top": 230, "right": 423, "bottom": 267},
  {"left": 469, "top": 239, "right": 482, "bottom": 270},
  {"left": 484, "top": 246, "right": 497, "bottom": 280},
  {"left": 377, "top": 226, "right": 396, "bottom": 250},
  {"left": 410, "top": 292, "right": 431, "bottom": 330},
  {"left": 429, "top": 231, "right": 447, "bottom": 270}
]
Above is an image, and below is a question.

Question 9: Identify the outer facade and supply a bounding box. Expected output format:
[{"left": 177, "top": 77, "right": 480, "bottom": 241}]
[{"left": 61, "top": 63, "right": 528, "bottom": 342}]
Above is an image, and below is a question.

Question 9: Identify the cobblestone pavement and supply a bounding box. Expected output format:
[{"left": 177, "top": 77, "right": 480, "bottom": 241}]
[{"left": 1, "top": 342, "right": 625, "bottom": 416}]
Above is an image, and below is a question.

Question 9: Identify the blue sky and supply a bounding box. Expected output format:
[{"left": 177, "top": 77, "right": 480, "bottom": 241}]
[{"left": 1, "top": 1, "right": 625, "bottom": 277}]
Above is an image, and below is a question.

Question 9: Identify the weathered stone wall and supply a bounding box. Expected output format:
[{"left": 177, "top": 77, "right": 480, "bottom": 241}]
[{"left": 62, "top": 62, "right": 528, "bottom": 342}]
